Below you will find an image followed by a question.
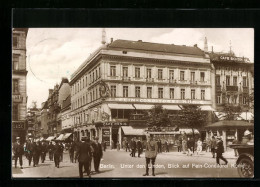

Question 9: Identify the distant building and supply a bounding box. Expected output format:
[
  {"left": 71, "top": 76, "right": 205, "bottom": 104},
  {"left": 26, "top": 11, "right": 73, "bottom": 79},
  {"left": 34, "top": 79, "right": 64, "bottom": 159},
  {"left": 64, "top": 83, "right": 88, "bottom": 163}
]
[
  {"left": 27, "top": 107, "right": 41, "bottom": 139},
  {"left": 12, "top": 28, "right": 28, "bottom": 143}
]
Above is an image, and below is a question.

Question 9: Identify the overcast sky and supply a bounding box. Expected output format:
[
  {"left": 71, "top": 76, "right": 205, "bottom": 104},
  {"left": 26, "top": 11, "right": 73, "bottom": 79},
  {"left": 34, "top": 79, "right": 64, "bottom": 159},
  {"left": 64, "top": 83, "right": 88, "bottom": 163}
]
[{"left": 25, "top": 28, "right": 254, "bottom": 108}]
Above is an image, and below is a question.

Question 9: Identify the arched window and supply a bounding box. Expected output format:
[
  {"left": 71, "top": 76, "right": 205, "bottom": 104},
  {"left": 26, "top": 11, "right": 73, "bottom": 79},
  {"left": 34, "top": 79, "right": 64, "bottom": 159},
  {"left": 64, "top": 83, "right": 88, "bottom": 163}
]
[{"left": 81, "top": 130, "right": 85, "bottom": 137}]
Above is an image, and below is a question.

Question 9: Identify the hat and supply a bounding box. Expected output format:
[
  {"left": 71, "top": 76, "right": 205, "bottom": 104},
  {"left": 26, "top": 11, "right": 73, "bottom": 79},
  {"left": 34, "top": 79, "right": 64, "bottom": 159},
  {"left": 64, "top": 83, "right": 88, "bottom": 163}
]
[
  {"left": 16, "top": 137, "right": 20, "bottom": 140},
  {"left": 244, "top": 130, "right": 252, "bottom": 136}
]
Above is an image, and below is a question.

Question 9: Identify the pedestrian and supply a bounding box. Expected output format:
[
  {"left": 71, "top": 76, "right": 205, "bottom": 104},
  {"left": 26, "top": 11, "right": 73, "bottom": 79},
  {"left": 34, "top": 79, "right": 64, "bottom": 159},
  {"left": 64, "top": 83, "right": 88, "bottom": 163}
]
[
  {"left": 129, "top": 139, "right": 133, "bottom": 156},
  {"left": 165, "top": 140, "right": 169, "bottom": 152},
  {"left": 32, "top": 140, "right": 41, "bottom": 167},
  {"left": 41, "top": 141, "right": 48, "bottom": 163},
  {"left": 177, "top": 137, "right": 182, "bottom": 152},
  {"left": 53, "top": 141, "right": 63, "bottom": 168},
  {"left": 187, "top": 138, "right": 194, "bottom": 156},
  {"left": 136, "top": 138, "right": 143, "bottom": 157},
  {"left": 125, "top": 140, "right": 129, "bottom": 152},
  {"left": 232, "top": 137, "right": 239, "bottom": 157},
  {"left": 158, "top": 139, "right": 162, "bottom": 153},
  {"left": 196, "top": 138, "right": 202, "bottom": 155},
  {"left": 13, "top": 137, "right": 24, "bottom": 169},
  {"left": 69, "top": 141, "right": 75, "bottom": 163},
  {"left": 143, "top": 134, "right": 158, "bottom": 176},
  {"left": 182, "top": 138, "right": 187, "bottom": 154},
  {"left": 76, "top": 137, "right": 92, "bottom": 178},
  {"left": 74, "top": 140, "right": 81, "bottom": 163},
  {"left": 116, "top": 141, "right": 120, "bottom": 151},
  {"left": 211, "top": 136, "right": 217, "bottom": 158},
  {"left": 206, "top": 138, "right": 211, "bottom": 152},
  {"left": 25, "top": 138, "right": 33, "bottom": 166},
  {"left": 35, "top": 140, "right": 41, "bottom": 165},
  {"left": 92, "top": 137, "right": 103, "bottom": 173},
  {"left": 131, "top": 138, "right": 137, "bottom": 157},
  {"left": 48, "top": 141, "right": 54, "bottom": 161},
  {"left": 216, "top": 136, "right": 228, "bottom": 165}
]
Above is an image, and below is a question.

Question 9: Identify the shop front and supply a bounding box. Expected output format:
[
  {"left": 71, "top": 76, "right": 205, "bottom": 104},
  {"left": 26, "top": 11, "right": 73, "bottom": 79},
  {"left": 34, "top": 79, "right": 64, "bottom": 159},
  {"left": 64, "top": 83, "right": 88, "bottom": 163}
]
[
  {"left": 12, "top": 121, "right": 27, "bottom": 144},
  {"left": 205, "top": 120, "right": 254, "bottom": 150}
]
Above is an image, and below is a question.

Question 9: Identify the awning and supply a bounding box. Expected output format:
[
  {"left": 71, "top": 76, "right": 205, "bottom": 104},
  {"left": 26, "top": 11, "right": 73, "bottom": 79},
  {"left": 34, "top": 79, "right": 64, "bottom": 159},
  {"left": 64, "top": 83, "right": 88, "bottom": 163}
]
[
  {"left": 205, "top": 120, "right": 254, "bottom": 129},
  {"left": 178, "top": 128, "right": 200, "bottom": 134},
  {"left": 134, "top": 104, "right": 154, "bottom": 110},
  {"left": 200, "top": 106, "right": 215, "bottom": 111},
  {"left": 163, "top": 105, "right": 181, "bottom": 110},
  {"left": 46, "top": 136, "right": 55, "bottom": 141},
  {"left": 121, "top": 126, "right": 145, "bottom": 136},
  {"left": 237, "top": 112, "right": 254, "bottom": 121},
  {"left": 56, "top": 134, "right": 64, "bottom": 141},
  {"left": 108, "top": 104, "right": 135, "bottom": 109},
  {"left": 62, "top": 133, "right": 72, "bottom": 141}
]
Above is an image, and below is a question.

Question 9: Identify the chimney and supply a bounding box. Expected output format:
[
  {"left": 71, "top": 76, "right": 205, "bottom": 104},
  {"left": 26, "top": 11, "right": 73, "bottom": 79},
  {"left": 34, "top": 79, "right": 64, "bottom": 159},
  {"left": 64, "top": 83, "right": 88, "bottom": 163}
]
[
  {"left": 111, "top": 38, "right": 113, "bottom": 43},
  {"left": 62, "top": 77, "right": 69, "bottom": 83},
  {"left": 102, "top": 28, "right": 106, "bottom": 44},
  {"left": 204, "top": 37, "right": 208, "bottom": 52}
]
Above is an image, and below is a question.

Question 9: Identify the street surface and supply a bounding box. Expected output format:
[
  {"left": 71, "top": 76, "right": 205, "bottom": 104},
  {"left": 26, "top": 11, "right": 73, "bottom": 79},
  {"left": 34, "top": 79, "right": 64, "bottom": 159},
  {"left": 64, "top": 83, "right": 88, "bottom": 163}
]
[{"left": 12, "top": 149, "right": 240, "bottom": 178}]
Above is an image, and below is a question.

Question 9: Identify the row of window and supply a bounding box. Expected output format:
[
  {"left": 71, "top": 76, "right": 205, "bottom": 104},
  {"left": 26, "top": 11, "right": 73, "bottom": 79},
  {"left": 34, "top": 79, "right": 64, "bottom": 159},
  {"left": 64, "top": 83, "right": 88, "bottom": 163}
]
[
  {"left": 216, "top": 95, "right": 248, "bottom": 105},
  {"left": 12, "top": 79, "right": 19, "bottom": 93},
  {"left": 216, "top": 75, "right": 248, "bottom": 87},
  {"left": 72, "top": 66, "right": 101, "bottom": 96},
  {"left": 111, "top": 85, "right": 206, "bottom": 100},
  {"left": 111, "top": 66, "right": 206, "bottom": 81}
]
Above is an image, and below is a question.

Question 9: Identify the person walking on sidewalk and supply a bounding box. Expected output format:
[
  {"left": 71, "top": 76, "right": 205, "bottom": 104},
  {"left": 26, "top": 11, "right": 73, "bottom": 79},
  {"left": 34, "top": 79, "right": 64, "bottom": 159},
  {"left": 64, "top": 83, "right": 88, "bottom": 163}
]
[
  {"left": 165, "top": 140, "right": 169, "bottom": 152},
  {"left": 196, "top": 138, "right": 202, "bottom": 155},
  {"left": 136, "top": 138, "right": 143, "bottom": 157},
  {"left": 216, "top": 136, "right": 228, "bottom": 165},
  {"left": 53, "top": 141, "right": 63, "bottom": 168},
  {"left": 93, "top": 137, "right": 103, "bottom": 173},
  {"left": 13, "top": 137, "right": 24, "bottom": 169},
  {"left": 187, "top": 138, "right": 194, "bottom": 156},
  {"left": 125, "top": 140, "right": 129, "bottom": 152},
  {"left": 41, "top": 141, "right": 48, "bottom": 163},
  {"left": 211, "top": 136, "right": 217, "bottom": 158},
  {"left": 143, "top": 134, "right": 158, "bottom": 176},
  {"left": 48, "top": 141, "right": 54, "bottom": 161},
  {"left": 25, "top": 138, "right": 33, "bottom": 166}
]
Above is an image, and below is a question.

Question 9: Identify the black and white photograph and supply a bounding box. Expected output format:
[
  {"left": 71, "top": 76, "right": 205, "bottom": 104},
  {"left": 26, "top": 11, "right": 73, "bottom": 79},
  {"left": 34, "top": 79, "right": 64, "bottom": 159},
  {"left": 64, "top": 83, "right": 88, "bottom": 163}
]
[{"left": 12, "top": 28, "right": 254, "bottom": 178}]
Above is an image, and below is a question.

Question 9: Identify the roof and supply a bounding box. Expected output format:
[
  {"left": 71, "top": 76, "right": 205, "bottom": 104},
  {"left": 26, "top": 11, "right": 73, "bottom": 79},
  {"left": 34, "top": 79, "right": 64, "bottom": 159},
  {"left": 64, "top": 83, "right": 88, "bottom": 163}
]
[
  {"left": 62, "top": 95, "right": 71, "bottom": 110},
  {"left": 108, "top": 39, "right": 205, "bottom": 56},
  {"left": 205, "top": 120, "right": 253, "bottom": 129}
]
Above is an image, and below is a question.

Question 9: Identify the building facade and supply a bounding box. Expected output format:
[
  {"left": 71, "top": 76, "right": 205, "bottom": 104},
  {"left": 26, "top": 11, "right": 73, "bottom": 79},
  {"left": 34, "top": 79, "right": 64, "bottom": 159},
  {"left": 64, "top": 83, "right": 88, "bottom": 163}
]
[
  {"left": 70, "top": 39, "right": 214, "bottom": 147},
  {"left": 12, "top": 28, "right": 28, "bottom": 143}
]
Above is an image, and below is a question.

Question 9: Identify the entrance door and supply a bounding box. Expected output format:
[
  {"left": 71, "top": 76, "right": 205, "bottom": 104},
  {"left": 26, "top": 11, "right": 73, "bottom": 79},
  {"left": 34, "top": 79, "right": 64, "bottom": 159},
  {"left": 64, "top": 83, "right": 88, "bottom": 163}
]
[{"left": 112, "top": 128, "right": 118, "bottom": 149}]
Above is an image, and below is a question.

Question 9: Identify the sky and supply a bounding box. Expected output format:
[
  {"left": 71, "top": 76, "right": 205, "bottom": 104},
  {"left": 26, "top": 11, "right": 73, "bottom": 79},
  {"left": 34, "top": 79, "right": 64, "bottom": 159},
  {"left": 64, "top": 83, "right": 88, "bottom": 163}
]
[{"left": 25, "top": 28, "right": 254, "bottom": 108}]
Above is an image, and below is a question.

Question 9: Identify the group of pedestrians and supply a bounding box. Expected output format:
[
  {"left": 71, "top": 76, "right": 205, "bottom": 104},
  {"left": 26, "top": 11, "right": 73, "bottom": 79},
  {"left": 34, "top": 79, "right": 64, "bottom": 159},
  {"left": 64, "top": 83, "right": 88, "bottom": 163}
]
[{"left": 122, "top": 138, "right": 144, "bottom": 158}]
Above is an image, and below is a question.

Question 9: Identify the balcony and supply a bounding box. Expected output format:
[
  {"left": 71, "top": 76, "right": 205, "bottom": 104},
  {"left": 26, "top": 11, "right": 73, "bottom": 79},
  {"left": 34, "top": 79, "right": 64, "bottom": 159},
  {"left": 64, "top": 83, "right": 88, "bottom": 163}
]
[
  {"left": 189, "top": 80, "right": 197, "bottom": 85},
  {"left": 146, "top": 78, "right": 154, "bottom": 82},
  {"left": 243, "top": 87, "right": 249, "bottom": 93},
  {"left": 226, "top": 85, "right": 238, "bottom": 92},
  {"left": 169, "top": 79, "right": 177, "bottom": 84},
  {"left": 216, "top": 85, "right": 222, "bottom": 92},
  {"left": 121, "top": 77, "right": 131, "bottom": 82},
  {"left": 178, "top": 80, "right": 188, "bottom": 84}
]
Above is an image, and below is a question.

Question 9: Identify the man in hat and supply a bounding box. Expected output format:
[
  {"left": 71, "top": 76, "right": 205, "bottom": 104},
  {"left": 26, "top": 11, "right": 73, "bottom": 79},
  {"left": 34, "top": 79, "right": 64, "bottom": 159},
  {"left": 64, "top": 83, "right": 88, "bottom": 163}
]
[
  {"left": 241, "top": 130, "right": 253, "bottom": 145},
  {"left": 48, "top": 141, "right": 54, "bottom": 161},
  {"left": 32, "top": 139, "right": 40, "bottom": 167},
  {"left": 13, "top": 137, "right": 24, "bottom": 169},
  {"left": 92, "top": 137, "right": 103, "bottom": 173},
  {"left": 136, "top": 138, "right": 143, "bottom": 157},
  {"left": 25, "top": 138, "right": 33, "bottom": 166},
  {"left": 40, "top": 140, "right": 48, "bottom": 163},
  {"left": 216, "top": 136, "right": 228, "bottom": 165},
  {"left": 76, "top": 136, "right": 93, "bottom": 178},
  {"left": 53, "top": 140, "right": 63, "bottom": 168},
  {"left": 143, "top": 134, "right": 158, "bottom": 176}
]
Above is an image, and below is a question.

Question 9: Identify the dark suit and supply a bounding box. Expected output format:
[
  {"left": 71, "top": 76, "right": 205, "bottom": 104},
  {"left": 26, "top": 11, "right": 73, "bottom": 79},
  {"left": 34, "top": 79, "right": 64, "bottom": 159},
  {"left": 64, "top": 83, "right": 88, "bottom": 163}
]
[
  {"left": 136, "top": 140, "right": 143, "bottom": 157},
  {"left": 13, "top": 142, "right": 24, "bottom": 168},
  {"left": 77, "top": 141, "right": 92, "bottom": 178},
  {"left": 48, "top": 143, "right": 54, "bottom": 161},
  {"left": 41, "top": 142, "right": 48, "bottom": 163},
  {"left": 216, "top": 140, "right": 228, "bottom": 165},
  {"left": 131, "top": 141, "right": 137, "bottom": 157},
  {"left": 25, "top": 142, "right": 33, "bottom": 166},
  {"left": 53, "top": 143, "right": 63, "bottom": 168},
  {"left": 32, "top": 143, "right": 41, "bottom": 166},
  {"left": 92, "top": 142, "right": 103, "bottom": 172}
]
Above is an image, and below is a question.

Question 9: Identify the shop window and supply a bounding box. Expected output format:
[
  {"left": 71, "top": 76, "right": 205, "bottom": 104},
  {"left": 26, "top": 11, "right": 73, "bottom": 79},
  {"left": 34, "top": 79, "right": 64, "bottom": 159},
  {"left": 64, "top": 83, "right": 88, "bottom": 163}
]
[
  {"left": 111, "top": 86, "right": 116, "bottom": 97},
  {"left": 147, "top": 68, "right": 151, "bottom": 78},
  {"left": 147, "top": 87, "right": 152, "bottom": 98},
  {"left": 12, "top": 104, "right": 18, "bottom": 121},
  {"left": 135, "top": 86, "right": 140, "bottom": 98}
]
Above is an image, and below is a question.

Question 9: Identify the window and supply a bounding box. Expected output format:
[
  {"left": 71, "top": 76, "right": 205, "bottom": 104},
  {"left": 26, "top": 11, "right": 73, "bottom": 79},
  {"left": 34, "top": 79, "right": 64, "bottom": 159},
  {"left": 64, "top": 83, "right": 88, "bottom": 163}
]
[
  {"left": 226, "top": 76, "right": 230, "bottom": 86},
  {"left": 111, "top": 86, "right": 116, "bottom": 97},
  {"left": 158, "top": 69, "right": 163, "bottom": 79},
  {"left": 12, "top": 104, "right": 18, "bottom": 121},
  {"left": 181, "top": 89, "right": 185, "bottom": 99},
  {"left": 123, "top": 86, "right": 128, "bottom": 97},
  {"left": 90, "top": 74, "right": 92, "bottom": 84},
  {"left": 169, "top": 70, "right": 174, "bottom": 81},
  {"left": 170, "top": 88, "right": 174, "bottom": 99},
  {"left": 110, "top": 66, "right": 116, "bottom": 77},
  {"left": 158, "top": 88, "right": 163, "bottom": 98},
  {"left": 216, "top": 75, "right": 220, "bottom": 85},
  {"left": 227, "top": 95, "right": 230, "bottom": 104},
  {"left": 13, "top": 55, "right": 19, "bottom": 70},
  {"left": 243, "top": 77, "right": 247, "bottom": 87},
  {"left": 233, "top": 76, "right": 237, "bottom": 86},
  {"left": 147, "top": 68, "right": 152, "bottom": 78},
  {"left": 201, "top": 90, "right": 205, "bottom": 100},
  {"left": 99, "top": 67, "right": 101, "bottom": 78},
  {"left": 135, "top": 67, "right": 140, "bottom": 78},
  {"left": 12, "top": 79, "right": 19, "bottom": 93},
  {"left": 93, "top": 72, "right": 95, "bottom": 82},
  {"left": 13, "top": 36, "right": 18, "bottom": 48},
  {"left": 191, "top": 89, "right": 195, "bottom": 99},
  {"left": 243, "top": 96, "right": 247, "bottom": 105},
  {"left": 191, "top": 72, "right": 195, "bottom": 82},
  {"left": 123, "top": 67, "right": 128, "bottom": 77},
  {"left": 200, "top": 72, "right": 205, "bottom": 82},
  {"left": 93, "top": 89, "right": 95, "bottom": 100},
  {"left": 135, "top": 86, "right": 140, "bottom": 98},
  {"left": 180, "top": 71, "right": 185, "bottom": 81},
  {"left": 90, "top": 92, "right": 92, "bottom": 102},
  {"left": 147, "top": 87, "right": 152, "bottom": 98},
  {"left": 217, "top": 95, "right": 221, "bottom": 104},
  {"left": 96, "top": 88, "right": 98, "bottom": 99},
  {"left": 96, "top": 69, "right": 98, "bottom": 80},
  {"left": 85, "top": 77, "right": 87, "bottom": 87}
]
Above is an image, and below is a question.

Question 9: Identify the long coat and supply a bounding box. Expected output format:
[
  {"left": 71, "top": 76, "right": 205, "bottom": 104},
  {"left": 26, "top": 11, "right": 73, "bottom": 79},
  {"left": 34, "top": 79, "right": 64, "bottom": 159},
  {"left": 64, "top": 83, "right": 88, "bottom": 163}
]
[
  {"left": 77, "top": 142, "right": 93, "bottom": 163},
  {"left": 136, "top": 141, "right": 142, "bottom": 150},
  {"left": 92, "top": 142, "right": 103, "bottom": 158},
  {"left": 216, "top": 140, "right": 224, "bottom": 154},
  {"left": 13, "top": 142, "right": 24, "bottom": 156}
]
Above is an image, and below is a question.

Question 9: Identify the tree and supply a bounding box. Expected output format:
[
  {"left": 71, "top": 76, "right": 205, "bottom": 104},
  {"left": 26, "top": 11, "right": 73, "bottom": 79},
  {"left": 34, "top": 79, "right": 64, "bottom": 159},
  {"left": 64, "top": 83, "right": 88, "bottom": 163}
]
[
  {"left": 221, "top": 103, "right": 242, "bottom": 120},
  {"left": 177, "top": 105, "right": 207, "bottom": 152},
  {"left": 144, "top": 104, "right": 171, "bottom": 131}
]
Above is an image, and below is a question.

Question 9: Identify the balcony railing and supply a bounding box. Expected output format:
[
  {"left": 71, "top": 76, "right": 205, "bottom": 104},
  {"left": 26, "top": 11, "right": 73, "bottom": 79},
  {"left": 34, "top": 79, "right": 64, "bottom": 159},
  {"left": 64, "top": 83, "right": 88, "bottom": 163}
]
[
  {"left": 146, "top": 78, "right": 154, "bottom": 82},
  {"left": 243, "top": 87, "right": 249, "bottom": 93},
  {"left": 216, "top": 85, "right": 222, "bottom": 92},
  {"left": 169, "top": 79, "right": 177, "bottom": 84},
  {"left": 226, "top": 86, "right": 238, "bottom": 92},
  {"left": 122, "top": 77, "right": 131, "bottom": 81}
]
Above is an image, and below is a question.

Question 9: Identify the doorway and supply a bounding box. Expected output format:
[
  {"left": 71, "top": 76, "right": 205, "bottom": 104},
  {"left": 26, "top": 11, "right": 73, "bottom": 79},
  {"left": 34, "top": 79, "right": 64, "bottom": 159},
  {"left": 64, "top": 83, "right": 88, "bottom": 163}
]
[{"left": 112, "top": 128, "right": 118, "bottom": 149}]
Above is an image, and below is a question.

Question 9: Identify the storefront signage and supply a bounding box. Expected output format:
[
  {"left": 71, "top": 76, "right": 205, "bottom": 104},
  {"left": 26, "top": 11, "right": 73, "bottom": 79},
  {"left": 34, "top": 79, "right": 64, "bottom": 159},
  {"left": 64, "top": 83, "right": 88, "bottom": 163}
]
[
  {"left": 102, "top": 129, "right": 110, "bottom": 146},
  {"left": 108, "top": 98, "right": 211, "bottom": 105},
  {"left": 12, "top": 95, "right": 23, "bottom": 103},
  {"left": 104, "top": 122, "right": 128, "bottom": 126},
  {"left": 13, "top": 121, "right": 25, "bottom": 130},
  {"left": 219, "top": 56, "right": 250, "bottom": 62},
  {"left": 102, "top": 129, "right": 110, "bottom": 136}
]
